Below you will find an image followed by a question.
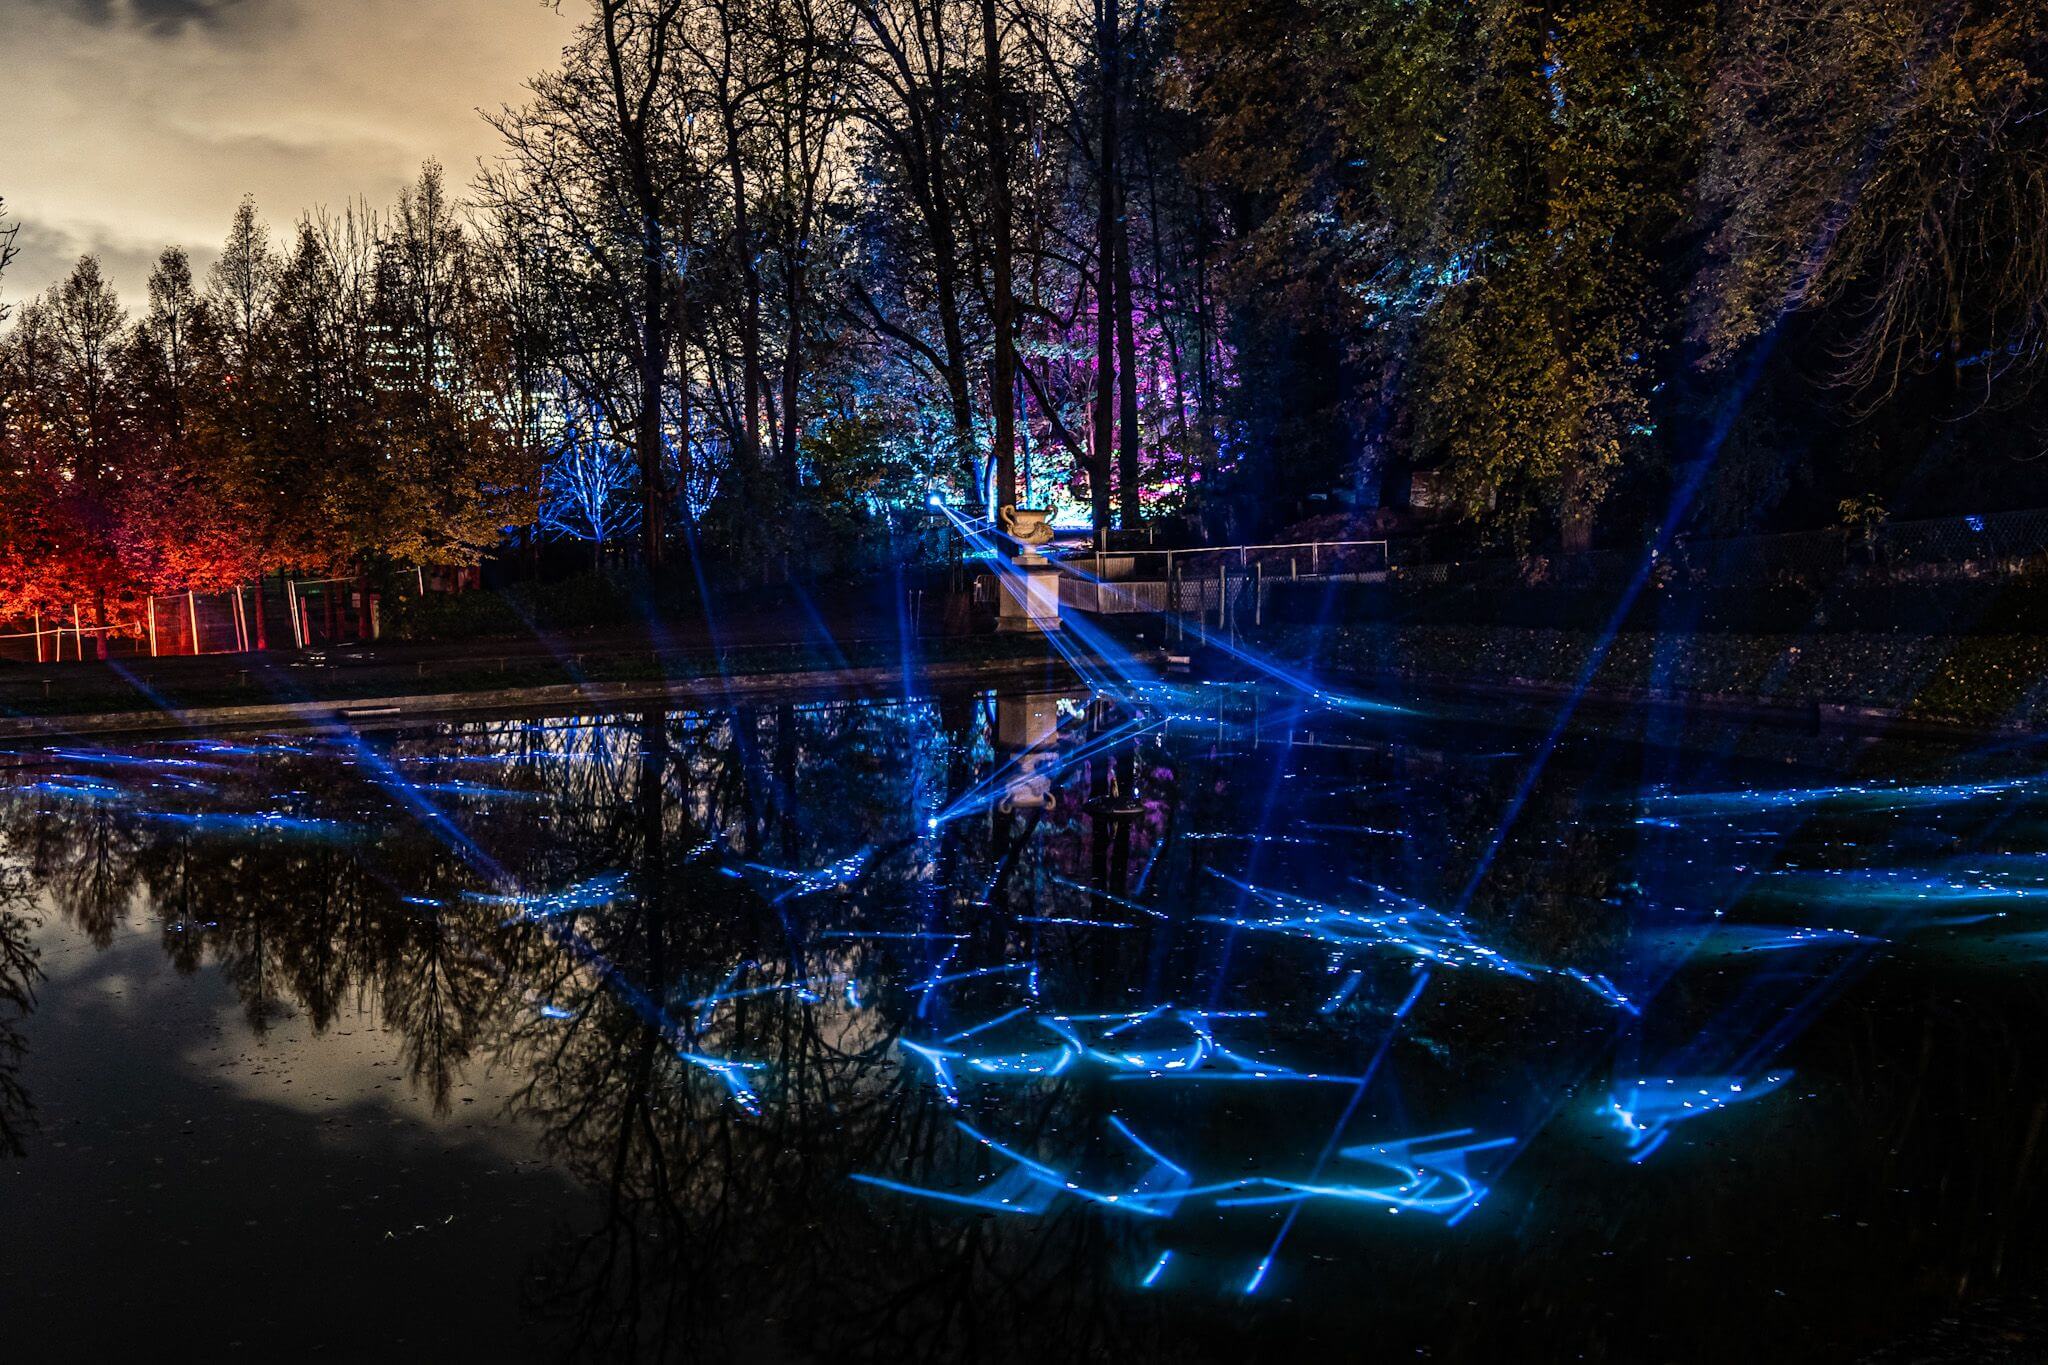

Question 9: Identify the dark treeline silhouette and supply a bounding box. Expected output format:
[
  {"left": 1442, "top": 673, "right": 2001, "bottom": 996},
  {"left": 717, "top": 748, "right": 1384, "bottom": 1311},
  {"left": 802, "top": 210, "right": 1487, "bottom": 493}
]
[{"left": 2, "top": 0, "right": 2044, "bottom": 626}]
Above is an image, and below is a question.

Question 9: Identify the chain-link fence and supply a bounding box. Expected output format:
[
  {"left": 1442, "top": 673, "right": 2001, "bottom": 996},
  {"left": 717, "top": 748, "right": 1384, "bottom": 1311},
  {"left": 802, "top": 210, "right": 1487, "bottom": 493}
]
[{"left": 1879, "top": 507, "right": 2048, "bottom": 573}]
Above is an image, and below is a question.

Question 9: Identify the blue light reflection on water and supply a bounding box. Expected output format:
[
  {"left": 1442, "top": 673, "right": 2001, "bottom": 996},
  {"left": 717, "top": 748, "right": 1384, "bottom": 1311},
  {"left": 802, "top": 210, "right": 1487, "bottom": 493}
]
[
  {"left": 1606, "top": 1074, "right": 1794, "bottom": 1163},
  {"left": 11, "top": 684, "right": 2048, "bottom": 1342}
]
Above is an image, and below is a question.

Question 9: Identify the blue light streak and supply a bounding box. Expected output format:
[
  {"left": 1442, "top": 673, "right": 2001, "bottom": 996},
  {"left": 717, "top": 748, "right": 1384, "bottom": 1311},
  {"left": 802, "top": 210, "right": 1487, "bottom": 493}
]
[
  {"left": 1560, "top": 969, "right": 1640, "bottom": 1015},
  {"left": 1043, "top": 875, "right": 1170, "bottom": 919},
  {"left": 410, "top": 779, "right": 546, "bottom": 802},
  {"left": 677, "top": 1050, "right": 768, "bottom": 1114},
  {"left": 1108, "top": 1116, "right": 1190, "bottom": 1178},
  {"left": 44, "top": 747, "right": 218, "bottom": 771},
  {"left": 743, "top": 848, "right": 874, "bottom": 904},
  {"left": 138, "top": 810, "right": 351, "bottom": 838},
  {"left": 1643, "top": 777, "right": 2038, "bottom": 819},
  {"left": 464, "top": 871, "right": 634, "bottom": 922},
  {"left": 17, "top": 775, "right": 128, "bottom": 802},
  {"left": 1321, "top": 970, "right": 1363, "bottom": 1014},
  {"left": 1767, "top": 865, "right": 2048, "bottom": 907},
  {"left": 817, "top": 930, "right": 966, "bottom": 940},
  {"left": 1205, "top": 872, "right": 1533, "bottom": 978},
  {"left": 1017, "top": 915, "right": 1139, "bottom": 929},
  {"left": 1243, "top": 1256, "right": 1273, "bottom": 1295},
  {"left": 1605, "top": 1073, "right": 1793, "bottom": 1162}
]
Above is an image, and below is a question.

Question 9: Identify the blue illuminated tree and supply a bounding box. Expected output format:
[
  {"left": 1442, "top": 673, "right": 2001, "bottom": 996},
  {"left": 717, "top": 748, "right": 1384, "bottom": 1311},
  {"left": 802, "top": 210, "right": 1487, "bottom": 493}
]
[{"left": 539, "top": 392, "right": 642, "bottom": 558}]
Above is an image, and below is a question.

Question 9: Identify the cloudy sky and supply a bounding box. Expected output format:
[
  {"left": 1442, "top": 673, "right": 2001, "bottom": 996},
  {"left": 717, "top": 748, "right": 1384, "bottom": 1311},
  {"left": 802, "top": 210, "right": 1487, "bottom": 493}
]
[{"left": 0, "top": 0, "right": 572, "bottom": 307}]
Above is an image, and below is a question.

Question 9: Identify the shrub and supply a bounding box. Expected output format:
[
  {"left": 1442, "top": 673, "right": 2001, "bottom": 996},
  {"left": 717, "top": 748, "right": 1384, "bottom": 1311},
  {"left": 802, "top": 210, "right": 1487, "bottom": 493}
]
[
  {"left": 383, "top": 572, "right": 644, "bottom": 642},
  {"left": 1263, "top": 623, "right": 2048, "bottom": 729}
]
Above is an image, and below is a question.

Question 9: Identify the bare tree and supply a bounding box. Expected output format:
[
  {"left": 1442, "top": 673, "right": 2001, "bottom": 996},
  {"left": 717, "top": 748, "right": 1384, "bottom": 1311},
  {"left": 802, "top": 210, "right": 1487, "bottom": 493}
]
[
  {"left": 490, "top": 0, "right": 695, "bottom": 570},
  {"left": 0, "top": 198, "right": 18, "bottom": 329},
  {"left": 1089, "top": 0, "right": 1116, "bottom": 542},
  {"left": 843, "top": 0, "right": 984, "bottom": 494},
  {"left": 760, "top": 0, "right": 858, "bottom": 490},
  {"left": 982, "top": 0, "right": 1017, "bottom": 518}
]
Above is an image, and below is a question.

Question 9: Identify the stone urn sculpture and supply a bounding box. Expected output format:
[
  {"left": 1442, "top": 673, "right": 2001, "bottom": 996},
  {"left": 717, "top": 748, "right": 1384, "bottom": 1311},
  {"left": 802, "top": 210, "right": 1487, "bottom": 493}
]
[
  {"left": 998, "top": 505, "right": 1056, "bottom": 564},
  {"left": 993, "top": 506, "right": 1063, "bottom": 633}
]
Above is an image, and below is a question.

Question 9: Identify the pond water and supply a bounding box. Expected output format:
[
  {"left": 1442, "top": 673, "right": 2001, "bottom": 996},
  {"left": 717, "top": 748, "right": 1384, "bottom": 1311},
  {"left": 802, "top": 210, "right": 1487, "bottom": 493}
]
[{"left": 3, "top": 682, "right": 2048, "bottom": 1360}]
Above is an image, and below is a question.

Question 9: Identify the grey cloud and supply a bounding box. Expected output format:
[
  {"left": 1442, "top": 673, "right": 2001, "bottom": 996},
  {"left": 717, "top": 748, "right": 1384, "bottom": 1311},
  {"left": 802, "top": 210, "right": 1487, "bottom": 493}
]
[
  {"left": 0, "top": 0, "right": 568, "bottom": 304},
  {"left": 3, "top": 217, "right": 213, "bottom": 309},
  {"left": 16, "top": 0, "right": 277, "bottom": 38}
]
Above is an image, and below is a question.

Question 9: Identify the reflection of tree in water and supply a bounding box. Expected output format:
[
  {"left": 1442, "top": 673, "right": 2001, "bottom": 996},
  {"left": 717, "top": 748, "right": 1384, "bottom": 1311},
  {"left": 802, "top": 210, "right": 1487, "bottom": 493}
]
[
  {"left": 496, "top": 708, "right": 904, "bottom": 1357},
  {"left": 0, "top": 697, "right": 1628, "bottom": 1355},
  {"left": 0, "top": 699, "right": 1656, "bottom": 1352},
  {"left": 486, "top": 705, "right": 1201, "bottom": 1361},
  {"left": 0, "top": 865, "right": 40, "bottom": 1156},
  {"left": 15, "top": 695, "right": 2033, "bottom": 1358},
  {"left": 18, "top": 794, "right": 142, "bottom": 948},
  {"left": 507, "top": 881, "right": 1177, "bottom": 1362}
]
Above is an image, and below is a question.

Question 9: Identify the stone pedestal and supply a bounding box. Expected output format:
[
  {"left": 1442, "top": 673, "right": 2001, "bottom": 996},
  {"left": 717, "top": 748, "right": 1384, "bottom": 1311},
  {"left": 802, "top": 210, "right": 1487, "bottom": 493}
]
[{"left": 995, "top": 556, "right": 1063, "bottom": 633}]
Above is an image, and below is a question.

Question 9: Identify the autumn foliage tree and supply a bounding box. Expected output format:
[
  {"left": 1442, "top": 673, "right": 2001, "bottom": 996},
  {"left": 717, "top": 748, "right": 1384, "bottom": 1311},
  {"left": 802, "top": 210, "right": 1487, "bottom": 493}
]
[{"left": 0, "top": 171, "right": 537, "bottom": 638}]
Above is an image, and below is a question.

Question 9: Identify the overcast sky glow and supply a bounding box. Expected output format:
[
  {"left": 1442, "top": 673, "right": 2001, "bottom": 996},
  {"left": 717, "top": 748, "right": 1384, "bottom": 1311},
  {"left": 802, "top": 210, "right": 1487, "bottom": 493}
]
[{"left": 0, "top": 0, "right": 571, "bottom": 307}]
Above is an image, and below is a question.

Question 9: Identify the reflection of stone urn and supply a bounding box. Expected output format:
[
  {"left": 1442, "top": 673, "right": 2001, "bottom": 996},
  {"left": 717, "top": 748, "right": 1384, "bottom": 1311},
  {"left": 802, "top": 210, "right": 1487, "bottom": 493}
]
[{"left": 998, "top": 506, "right": 1056, "bottom": 564}]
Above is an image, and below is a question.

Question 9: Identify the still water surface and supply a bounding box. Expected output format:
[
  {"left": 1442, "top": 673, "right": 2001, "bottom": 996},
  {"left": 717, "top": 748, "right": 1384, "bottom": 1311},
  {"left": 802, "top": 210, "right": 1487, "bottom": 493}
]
[{"left": 3, "top": 684, "right": 2047, "bottom": 1360}]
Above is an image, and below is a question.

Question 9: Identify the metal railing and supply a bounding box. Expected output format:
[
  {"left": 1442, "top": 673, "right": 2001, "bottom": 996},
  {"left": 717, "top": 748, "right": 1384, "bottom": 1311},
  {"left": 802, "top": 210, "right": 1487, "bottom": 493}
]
[{"left": 1064, "top": 539, "right": 1391, "bottom": 584}]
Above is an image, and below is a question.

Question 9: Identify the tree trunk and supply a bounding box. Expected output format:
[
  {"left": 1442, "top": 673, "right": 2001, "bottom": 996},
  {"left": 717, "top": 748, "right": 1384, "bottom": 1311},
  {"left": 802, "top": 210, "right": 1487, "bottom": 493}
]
[
  {"left": 728, "top": 141, "right": 766, "bottom": 475},
  {"left": 1091, "top": 0, "right": 1119, "bottom": 547},
  {"left": 781, "top": 245, "right": 805, "bottom": 493},
  {"left": 931, "top": 217, "right": 979, "bottom": 496},
  {"left": 1114, "top": 174, "right": 1141, "bottom": 529},
  {"left": 638, "top": 210, "right": 668, "bottom": 570},
  {"left": 676, "top": 307, "right": 694, "bottom": 532},
  {"left": 983, "top": 0, "right": 1017, "bottom": 525}
]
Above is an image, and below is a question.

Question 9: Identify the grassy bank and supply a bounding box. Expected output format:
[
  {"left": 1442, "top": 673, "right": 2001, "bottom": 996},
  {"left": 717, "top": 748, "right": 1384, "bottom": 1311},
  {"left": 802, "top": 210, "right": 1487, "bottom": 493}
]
[{"left": 1264, "top": 622, "right": 2048, "bottom": 730}]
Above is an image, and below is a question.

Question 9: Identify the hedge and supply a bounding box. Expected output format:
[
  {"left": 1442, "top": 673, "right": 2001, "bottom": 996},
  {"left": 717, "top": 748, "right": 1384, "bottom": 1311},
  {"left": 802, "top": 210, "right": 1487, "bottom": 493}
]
[
  {"left": 1265, "top": 578, "right": 2048, "bottom": 637},
  {"left": 382, "top": 573, "right": 659, "bottom": 642},
  {"left": 1261, "top": 623, "right": 2048, "bottom": 730}
]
